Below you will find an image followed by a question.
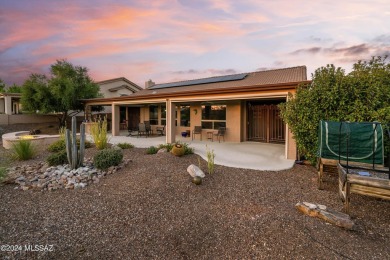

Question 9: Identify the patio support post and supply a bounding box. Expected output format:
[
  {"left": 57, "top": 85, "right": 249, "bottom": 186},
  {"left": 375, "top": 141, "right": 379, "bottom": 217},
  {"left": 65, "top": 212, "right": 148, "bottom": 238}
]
[
  {"left": 166, "top": 100, "right": 176, "bottom": 144},
  {"left": 112, "top": 104, "right": 120, "bottom": 136},
  {"left": 4, "top": 96, "right": 12, "bottom": 115}
]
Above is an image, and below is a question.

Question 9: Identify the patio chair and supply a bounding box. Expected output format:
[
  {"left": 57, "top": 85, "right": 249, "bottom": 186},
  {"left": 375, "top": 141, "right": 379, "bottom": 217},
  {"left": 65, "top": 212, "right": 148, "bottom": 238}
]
[
  {"left": 144, "top": 121, "right": 152, "bottom": 135},
  {"left": 213, "top": 127, "right": 226, "bottom": 143},
  {"left": 192, "top": 126, "right": 202, "bottom": 140},
  {"left": 138, "top": 123, "right": 149, "bottom": 138},
  {"left": 156, "top": 125, "right": 165, "bottom": 136}
]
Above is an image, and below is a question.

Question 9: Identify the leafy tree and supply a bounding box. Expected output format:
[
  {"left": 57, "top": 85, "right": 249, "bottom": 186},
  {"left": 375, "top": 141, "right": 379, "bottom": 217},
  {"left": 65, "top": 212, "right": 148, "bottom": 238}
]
[
  {"left": 6, "top": 84, "right": 22, "bottom": 93},
  {"left": 0, "top": 79, "right": 5, "bottom": 92},
  {"left": 280, "top": 56, "right": 390, "bottom": 163},
  {"left": 21, "top": 60, "right": 101, "bottom": 126},
  {"left": 0, "top": 79, "right": 22, "bottom": 93}
]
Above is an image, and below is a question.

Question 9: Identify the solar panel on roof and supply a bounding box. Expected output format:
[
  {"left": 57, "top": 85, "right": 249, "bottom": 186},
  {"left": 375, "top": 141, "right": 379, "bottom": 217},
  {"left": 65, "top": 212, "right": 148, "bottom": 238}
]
[{"left": 149, "top": 73, "right": 248, "bottom": 90}]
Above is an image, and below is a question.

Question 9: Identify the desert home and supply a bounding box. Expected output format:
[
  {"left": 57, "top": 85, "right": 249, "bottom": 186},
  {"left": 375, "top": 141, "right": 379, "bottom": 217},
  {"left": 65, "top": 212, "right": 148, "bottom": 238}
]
[{"left": 83, "top": 66, "right": 309, "bottom": 160}]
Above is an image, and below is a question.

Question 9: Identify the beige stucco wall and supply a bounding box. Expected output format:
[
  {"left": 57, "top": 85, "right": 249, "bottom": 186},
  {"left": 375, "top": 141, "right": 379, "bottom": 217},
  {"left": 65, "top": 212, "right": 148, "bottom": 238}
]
[
  {"left": 0, "top": 99, "right": 5, "bottom": 113},
  {"left": 0, "top": 114, "right": 57, "bottom": 125}
]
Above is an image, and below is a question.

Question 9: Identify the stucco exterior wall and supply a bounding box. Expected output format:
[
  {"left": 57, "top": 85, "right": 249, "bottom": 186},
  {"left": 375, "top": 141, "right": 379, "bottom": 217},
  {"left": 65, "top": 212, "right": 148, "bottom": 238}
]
[
  {"left": 0, "top": 114, "right": 57, "bottom": 125},
  {"left": 0, "top": 99, "right": 5, "bottom": 113}
]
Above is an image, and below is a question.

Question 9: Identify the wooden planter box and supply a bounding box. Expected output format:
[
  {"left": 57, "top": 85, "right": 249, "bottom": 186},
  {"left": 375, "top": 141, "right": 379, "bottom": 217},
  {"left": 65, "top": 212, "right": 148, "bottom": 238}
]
[{"left": 337, "top": 163, "right": 390, "bottom": 214}]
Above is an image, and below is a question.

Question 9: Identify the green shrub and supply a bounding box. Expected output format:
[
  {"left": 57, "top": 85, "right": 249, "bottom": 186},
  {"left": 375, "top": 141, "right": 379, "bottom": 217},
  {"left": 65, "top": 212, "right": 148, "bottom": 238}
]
[
  {"left": 11, "top": 140, "right": 36, "bottom": 161},
  {"left": 46, "top": 150, "right": 68, "bottom": 166},
  {"left": 183, "top": 143, "right": 194, "bottom": 155},
  {"left": 0, "top": 167, "right": 7, "bottom": 182},
  {"left": 91, "top": 117, "right": 109, "bottom": 150},
  {"left": 117, "top": 142, "right": 134, "bottom": 149},
  {"left": 48, "top": 138, "right": 91, "bottom": 152},
  {"left": 158, "top": 143, "right": 174, "bottom": 152},
  {"left": 158, "top": 143, "right": 193, "bottom": 155},
  {"left": 146, "top": 146, "right": 158, "bottom": 154},
  {"left": 93, "top": 148, "right": 123, "bottom": 170}
]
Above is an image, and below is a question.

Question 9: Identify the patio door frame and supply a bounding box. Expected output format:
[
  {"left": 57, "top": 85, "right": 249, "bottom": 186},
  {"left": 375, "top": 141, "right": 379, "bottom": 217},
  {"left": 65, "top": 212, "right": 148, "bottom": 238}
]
[{"left": 247, "top": 101, "right": 285, "bottom": 143}]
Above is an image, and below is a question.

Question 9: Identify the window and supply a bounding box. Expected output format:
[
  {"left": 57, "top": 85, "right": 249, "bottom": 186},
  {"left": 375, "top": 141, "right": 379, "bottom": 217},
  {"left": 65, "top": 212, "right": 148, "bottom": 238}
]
[
  {"left": 149, "top": 105, "right": 158, "bottom": 125},
  {"left": 180, "top": 106, "right": 190, "bottom": 127},
  {"left": 201, "top": 104, "right": 226, "bottom": 129},
  {"left": 161, "top": 105, "right": 166, "bottom": 125}
]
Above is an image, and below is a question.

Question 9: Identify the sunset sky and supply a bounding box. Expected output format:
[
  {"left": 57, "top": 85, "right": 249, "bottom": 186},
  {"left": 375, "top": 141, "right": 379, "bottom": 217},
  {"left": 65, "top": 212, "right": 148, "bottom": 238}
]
[{"left": 1, "top": 0, "right": 389, "bottom": 87}]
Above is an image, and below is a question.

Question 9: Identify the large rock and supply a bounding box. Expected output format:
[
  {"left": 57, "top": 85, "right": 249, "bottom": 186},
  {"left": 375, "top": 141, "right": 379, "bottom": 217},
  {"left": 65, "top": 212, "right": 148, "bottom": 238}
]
[{"left": 187, "top": 164, "right": 205, "bottom": 178}]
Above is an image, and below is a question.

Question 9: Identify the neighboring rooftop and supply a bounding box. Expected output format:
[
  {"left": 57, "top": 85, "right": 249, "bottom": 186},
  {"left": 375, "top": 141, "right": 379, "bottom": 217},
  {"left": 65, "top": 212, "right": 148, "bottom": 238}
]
[{"left": 97, "top": 77, "right": 142, "bottom": 90}]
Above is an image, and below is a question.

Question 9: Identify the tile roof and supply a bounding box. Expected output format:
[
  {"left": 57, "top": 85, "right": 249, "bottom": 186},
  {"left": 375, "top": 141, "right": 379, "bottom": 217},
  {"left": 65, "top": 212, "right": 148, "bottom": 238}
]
[
  {"left": 84, "top": 66, "right": 308, "bottom": 102},
  {"left": 132, "top": 66, "right": 307, "bottom": 96},
  {"left": 96, "top": 77, "right": 142, "bottom": 90}
]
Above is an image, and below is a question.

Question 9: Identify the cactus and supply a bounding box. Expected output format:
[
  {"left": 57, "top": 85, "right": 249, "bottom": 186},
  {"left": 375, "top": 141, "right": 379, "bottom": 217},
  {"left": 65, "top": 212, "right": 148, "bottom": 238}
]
[{"left": 65, "top": 116, "right": 85, "bottom": 169}]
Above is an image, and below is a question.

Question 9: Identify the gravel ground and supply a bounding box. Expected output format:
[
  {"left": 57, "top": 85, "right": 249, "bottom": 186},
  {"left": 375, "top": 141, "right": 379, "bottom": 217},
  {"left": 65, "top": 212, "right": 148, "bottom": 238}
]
[{"left": 0, "top": 140, "right": 389, "bottom": 259}]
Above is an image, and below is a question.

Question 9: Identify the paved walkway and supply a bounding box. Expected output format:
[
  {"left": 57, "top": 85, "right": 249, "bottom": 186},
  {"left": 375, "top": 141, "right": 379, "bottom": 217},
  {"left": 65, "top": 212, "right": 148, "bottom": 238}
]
[{"left": 105, "top": 132, "right": 295, "bottom": 171}]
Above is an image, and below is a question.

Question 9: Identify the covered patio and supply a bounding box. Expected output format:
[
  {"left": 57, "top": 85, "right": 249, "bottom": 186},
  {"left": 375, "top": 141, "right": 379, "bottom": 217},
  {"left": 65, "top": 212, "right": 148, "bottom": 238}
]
[{"left": 105, "top": 132, "right": 295, "bottom": 171}]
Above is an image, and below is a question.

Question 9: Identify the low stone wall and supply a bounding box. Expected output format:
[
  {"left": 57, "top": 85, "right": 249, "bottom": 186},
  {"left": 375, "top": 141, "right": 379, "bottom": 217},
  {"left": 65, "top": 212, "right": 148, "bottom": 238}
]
[{"left": 2, "top": 131, "right": 60, "bottom": 149}]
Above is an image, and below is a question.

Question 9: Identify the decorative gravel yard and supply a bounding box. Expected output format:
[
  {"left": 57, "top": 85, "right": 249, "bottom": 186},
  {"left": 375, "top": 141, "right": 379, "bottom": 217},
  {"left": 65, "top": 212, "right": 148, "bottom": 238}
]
[{"left": 0, "top": 144, "right": 389, "bottom": 259}]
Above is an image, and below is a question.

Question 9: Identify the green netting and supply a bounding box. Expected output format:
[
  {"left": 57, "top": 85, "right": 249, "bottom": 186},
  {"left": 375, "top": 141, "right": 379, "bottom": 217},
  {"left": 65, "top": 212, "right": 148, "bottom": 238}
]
[{"left": 318, "top": 120, "right": 384, "bottom": 164}]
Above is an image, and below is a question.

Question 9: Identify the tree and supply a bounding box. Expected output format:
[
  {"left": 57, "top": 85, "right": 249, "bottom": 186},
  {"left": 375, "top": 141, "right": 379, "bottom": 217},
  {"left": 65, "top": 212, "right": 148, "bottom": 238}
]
[
  {"left": 21, "top": 60, "right": 101, "bottom": 127},
  {"left": 279, "top": 56, "right": 390, "bottom": 163},
  {"left": 0, "top": 79, "right": 5, "bottom": 92}
]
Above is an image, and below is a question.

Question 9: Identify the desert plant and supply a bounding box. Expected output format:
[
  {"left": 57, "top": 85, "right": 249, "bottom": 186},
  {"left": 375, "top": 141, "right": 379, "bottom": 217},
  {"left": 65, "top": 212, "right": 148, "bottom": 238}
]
[
  {"left": 171, "top": 143, "right": 185, "bottom": 156},
  {"left": 158, "top": 143, "right": 174, "bottom": 152},
  {"left": 93, "top": 148, "right": 123, "bottom": 170},
  {"left": 48, "top": 138, "right": 91, "bottom": 153},
  {"left": 206, "top": 145, "right": 215, "bottom": 174},
  {"left": 0, "top": 167, "right": 7, "bottom": 182},
  {"left": 91, "top": 117, "right": 109, "bottom": 150},
  {"left": 117, "top": 142, "right": 134, "bottom": 149},
  {"left": 183, "top": 143, "right": 194, "bottom": 155},
  {"left": 11, "top": 140, "right": 36, "bottom": 160},
  {"left": 46, "top": 150, "right": 68, "bottom": 166},
  {"left": 146, "top": 146, "right": 158, "bottom": 154},
  {"left": 58, "top": 126, "right": 66, "bottom": 140},
  {"left": 65, "top": 116, "right": 85, "bottom": 169}
]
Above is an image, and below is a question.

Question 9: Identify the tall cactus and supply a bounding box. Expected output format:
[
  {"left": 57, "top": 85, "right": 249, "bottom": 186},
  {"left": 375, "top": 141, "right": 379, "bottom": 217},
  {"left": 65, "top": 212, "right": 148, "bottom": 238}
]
[{"left": 65, "top": 116, "right": 85, "bottom": 169}]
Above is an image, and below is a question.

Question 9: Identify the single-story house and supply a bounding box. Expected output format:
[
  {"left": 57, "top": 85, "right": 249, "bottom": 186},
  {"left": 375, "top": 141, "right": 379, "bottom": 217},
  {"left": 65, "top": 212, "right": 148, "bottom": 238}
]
[{"left": 83, "top": 66, "right": 310, "bottom": 160}]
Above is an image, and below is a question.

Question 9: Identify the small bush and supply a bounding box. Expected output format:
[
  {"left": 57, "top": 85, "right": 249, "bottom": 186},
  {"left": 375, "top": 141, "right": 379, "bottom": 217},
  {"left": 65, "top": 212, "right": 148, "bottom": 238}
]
[
  {"left": 46, "top": 150, "right": 68, "bottom": 166},
  {"left": 11, "top": 140, "right": 36, "bottom": 161},
  {"left": 117, "top": 142, "right": 134, "bottom": 149},
  {"left": 48, "top": 139, "right": 91, "bottom": 152},
  {"left": 158, "top": 143, "right": 174, "bottom": 152},
  {"left": 146, "top": 146, "right": 158, "bottom": 154},
  {"left": 183, "top": 143, "right": 194, "bottom": 155},
  {"left": 158, "top": 143, "right": 193, "bottom": 155},
  {"left": 0, "top": 167, "right": 7, "bottom": 182},
  {"left": 93, "top": 148, "right": 123, "bottom": 170}
]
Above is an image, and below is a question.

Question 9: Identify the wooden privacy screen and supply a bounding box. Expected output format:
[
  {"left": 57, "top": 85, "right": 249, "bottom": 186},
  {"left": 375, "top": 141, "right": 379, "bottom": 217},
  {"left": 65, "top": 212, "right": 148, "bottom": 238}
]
[{"left": 248, "top": 104, "right": 285, "bottom": 143}]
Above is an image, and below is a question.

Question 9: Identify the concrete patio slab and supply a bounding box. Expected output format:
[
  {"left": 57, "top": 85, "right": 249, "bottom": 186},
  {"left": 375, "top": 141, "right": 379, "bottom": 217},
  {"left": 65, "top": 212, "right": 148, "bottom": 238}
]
[{"left": 104, "top": 132, "right": 295, "bottom": 171}]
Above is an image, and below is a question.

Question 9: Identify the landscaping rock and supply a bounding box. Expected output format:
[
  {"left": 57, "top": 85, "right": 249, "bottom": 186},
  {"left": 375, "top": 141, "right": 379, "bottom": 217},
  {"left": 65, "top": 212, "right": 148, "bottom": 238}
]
[
  {"left": 187, "top": 164, "right": 205, "bottom": 178},
  {"left": 5, "top": 158, "right": 127, "bottom": 192}
]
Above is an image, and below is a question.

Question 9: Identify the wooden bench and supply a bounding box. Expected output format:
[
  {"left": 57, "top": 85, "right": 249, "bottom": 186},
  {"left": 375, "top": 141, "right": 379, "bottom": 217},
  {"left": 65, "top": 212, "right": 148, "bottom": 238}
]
[{"left": 337, "top": 163, "right": 390, "bottom": 214}]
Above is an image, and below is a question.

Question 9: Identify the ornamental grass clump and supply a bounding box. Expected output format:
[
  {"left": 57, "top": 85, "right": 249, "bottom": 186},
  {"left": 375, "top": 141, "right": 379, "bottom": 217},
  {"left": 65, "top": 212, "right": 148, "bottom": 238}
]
[
  {"left": 206, "top": 145, "right": 215, "bottom": 174},
  {"left": 11, "top": 140, "right": 36, "bottom": 161},
  {"left": 91, "top": 117, "right": 109, "bottom": 150}
]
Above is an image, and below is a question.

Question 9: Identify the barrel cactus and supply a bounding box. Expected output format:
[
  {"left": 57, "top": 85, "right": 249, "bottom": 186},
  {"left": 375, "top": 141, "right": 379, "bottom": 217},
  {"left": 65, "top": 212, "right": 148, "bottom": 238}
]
[
  {"left": 65, "top": 116, "right": 85, "bottom": 169},
  {"left": 171, "top": 143, "right": 185, "bottom": 157}
]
